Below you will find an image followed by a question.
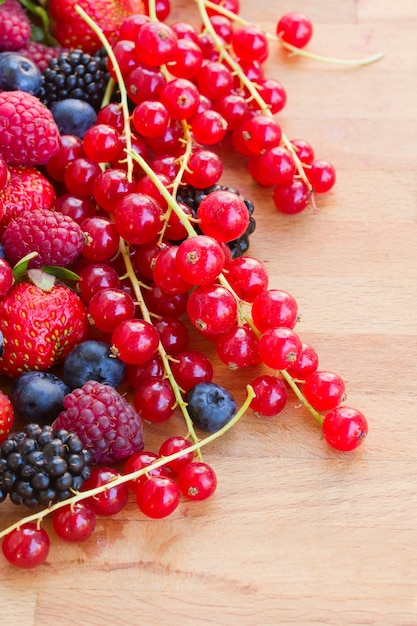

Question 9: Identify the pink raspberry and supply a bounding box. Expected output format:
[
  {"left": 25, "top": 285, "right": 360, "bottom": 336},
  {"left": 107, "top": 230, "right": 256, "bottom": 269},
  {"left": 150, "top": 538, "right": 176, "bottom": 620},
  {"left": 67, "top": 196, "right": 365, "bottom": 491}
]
[
  {"left": 0, "top": 91, "right": 60, "bottom": 166},
  {"left": 1, "top": 207, "right": 85, "bottom": 269},
  {"left": 0, "top": 0, "right": 31, "bottom": 51},
  {"left": 14, "top": 41, "right": 70, "bottom": 72},
  {"left": 53, "top": 381, "right": 145, "bottom": 465}
]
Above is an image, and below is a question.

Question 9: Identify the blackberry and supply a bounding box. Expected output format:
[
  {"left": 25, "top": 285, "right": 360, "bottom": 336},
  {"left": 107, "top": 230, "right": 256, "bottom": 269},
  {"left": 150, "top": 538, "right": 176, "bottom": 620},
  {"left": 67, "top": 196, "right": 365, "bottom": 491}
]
[
  {"left": 39, "top": 48, "right": 110, "bottom": 111},
  {"left": 0, "top": 423, "right": 91, "bottom": 509},
  {"left": 175, "top": 184, "right": 256, "bottom": 258}
]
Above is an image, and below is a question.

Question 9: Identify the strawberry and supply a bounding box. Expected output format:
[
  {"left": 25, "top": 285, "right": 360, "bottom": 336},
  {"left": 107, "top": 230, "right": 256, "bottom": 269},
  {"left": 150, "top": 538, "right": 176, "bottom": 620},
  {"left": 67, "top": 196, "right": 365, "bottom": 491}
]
[
  {"left": 49, "top": 0, "right": 146, "bottom": 53},
  {"left": 0, "top": 165, "right": 56, "bottom": 236},
  {"left": 0, "top": 281, "right": 89, "bottom": 378},
  {"left": 0, "top": 390, "right": 14, "bottom": 444}
]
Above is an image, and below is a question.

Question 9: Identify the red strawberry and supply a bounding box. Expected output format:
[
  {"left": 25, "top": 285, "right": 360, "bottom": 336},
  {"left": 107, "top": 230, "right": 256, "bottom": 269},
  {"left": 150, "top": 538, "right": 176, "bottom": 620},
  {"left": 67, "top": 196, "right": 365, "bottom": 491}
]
[
  {"left": 49, "top": 0, "right": 146, "bottom": 53},
  {"left": 0, "top": 91, "right": 61, "bottom": 166},
  {"left": 0, "top": 166, "right": 56, "bottom": 236},
  {"left": 0, "top": 0, "right": 31, "bottom": 52},
  {"left": 0, "top": 281, "right": 89, "bottom": 378},
  {"left": 0, "top": 390, "right": 14, "bottom": 444}
]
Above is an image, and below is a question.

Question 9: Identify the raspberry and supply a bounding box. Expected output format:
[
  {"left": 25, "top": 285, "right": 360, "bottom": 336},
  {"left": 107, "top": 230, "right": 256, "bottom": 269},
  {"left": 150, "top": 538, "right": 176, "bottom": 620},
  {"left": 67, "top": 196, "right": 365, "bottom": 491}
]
[
  {"left": 53, "top": 381, "right": 145, "bottom": 465},
  {"left": 0, "top": 91, "right": 60, "bottom": 166},
  {"left": 0, "top": 0, "right": 31, "bottom": 52},
  {"left": 1, "top": 207, "right": 85, "bottom": 269},
  {"left": 0, "top": 423, "right": 91, "bottom": 508},
  {"left": 14, "top": 41, "right": 70, "bottom": 72}
]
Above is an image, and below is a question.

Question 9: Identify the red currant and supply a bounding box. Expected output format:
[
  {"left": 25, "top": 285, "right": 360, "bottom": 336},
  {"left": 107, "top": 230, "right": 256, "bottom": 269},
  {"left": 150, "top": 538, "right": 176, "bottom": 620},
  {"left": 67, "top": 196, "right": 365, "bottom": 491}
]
[
  {"left": 2, "top": 523, "right": 50, "bottom": 569},
  {"left": 187, "top": 284, "right": 238, "bottom": 336},
  {"left": 175, "top": 235, "right": 226, "bottom": 286},
  {"left": 52, "top": 502, "right": 96, "bottom": 543},
  {"left": 277, "top": 12, "right": 313, "bottom": 49},
  {"left": 178, "top": 462, "right": 217, "bottom": 501},
  {"left": 158, "top": 436, "right": 194, "bottom": 473},
  {"left": 82, "top": 466, "right": 129, "bottom": 516},
  {"left": 133, "top": 377, "right": 176, "bottom": 423},
  {"left": 303, "top": 371, "right": 346, "bottom": 412},
  {"left": 258, "top": 327, "right": 302, "bottom": 370},
  {"left": 322, "top": 406, "right": 368, "bottom": 451},
  {"left": 111, "top": 319, "right": 160, "bottom": 365},
  {"left": 136, "top": 475, "right": 180, "bottom": 518},
  {"left": 197, "top": 189, "right": 249, "bottom": 242},
  {"left": 249, "top": 374, "right": 288, "bottom": 417}
]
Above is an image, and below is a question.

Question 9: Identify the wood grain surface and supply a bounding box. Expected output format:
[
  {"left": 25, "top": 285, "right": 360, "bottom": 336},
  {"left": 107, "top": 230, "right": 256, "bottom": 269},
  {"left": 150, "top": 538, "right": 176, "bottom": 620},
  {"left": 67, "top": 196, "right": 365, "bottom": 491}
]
[{"left": 1, "top": 1, "right": 417, "bottom": 624}]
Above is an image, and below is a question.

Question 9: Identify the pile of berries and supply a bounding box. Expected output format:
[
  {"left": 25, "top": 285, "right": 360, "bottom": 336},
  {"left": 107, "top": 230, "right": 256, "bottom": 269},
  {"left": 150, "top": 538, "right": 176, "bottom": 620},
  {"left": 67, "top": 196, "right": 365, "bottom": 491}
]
[{"left": 0, "top": 0, "right": 377, "bottom": 569}]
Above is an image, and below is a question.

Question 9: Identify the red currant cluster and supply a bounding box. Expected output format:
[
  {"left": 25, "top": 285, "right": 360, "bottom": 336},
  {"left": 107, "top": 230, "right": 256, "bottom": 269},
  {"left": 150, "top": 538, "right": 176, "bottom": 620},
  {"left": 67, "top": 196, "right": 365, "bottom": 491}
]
[{"left": 0, "top": 0, "right": 374, "bottom": 569}]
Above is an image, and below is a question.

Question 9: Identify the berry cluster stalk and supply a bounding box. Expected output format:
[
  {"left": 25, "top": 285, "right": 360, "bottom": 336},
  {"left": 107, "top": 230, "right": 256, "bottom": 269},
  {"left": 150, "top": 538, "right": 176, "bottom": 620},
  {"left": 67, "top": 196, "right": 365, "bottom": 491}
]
[{"left": 0, "top": 385, "right": 255, "bottom": 540}]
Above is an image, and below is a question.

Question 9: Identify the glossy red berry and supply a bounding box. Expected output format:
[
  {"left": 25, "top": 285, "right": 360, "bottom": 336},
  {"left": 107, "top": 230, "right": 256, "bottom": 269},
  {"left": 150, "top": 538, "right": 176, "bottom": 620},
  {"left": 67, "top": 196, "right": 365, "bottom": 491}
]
[
  {"left": 225, "top": 256, "right": 268, "bottom": 302},
  {"left": 52, "top": 502, "right": 96, "bottom": 543},
  {"left": 286, "top": 342, "right": 319, "bottom": 380},
  {"left": 88, "top": 288, "right": 136, "bottom": 333},
  {"left": 2, "top": 523, "right": 50, "bottom": 569},
  {"left": 82, "top": 466, "right": 129, "bottom": 516},
  {"left": 197, "top": 189, "right": 249, "bottom": 242},
  {"left": 251, "top": 289, "right": 298, "bottom": 332},
  {"left": 249, "top": 374, "right": 288, "bottom": 417},
  {"left": 81, "top": 216, "right": 120, "bottom": 262},
  {"left": 303, "top": 371, "right": 346, "bottom": 412},
  {"left": 158, "top": 436, "right": 194, "bottom": 473},
  {"left": 133, "top": 377, "right": 176, "bottom": 423},
  {"left": 322, "top": 406, "right": 368, "bottom": 452},
  {"left": 136, "top": 475, "right": 180, "bottom": 518},
  {"left": 135, "top": 21, "right": 178, "bottom": 66},
  {"left": 83, "top": 124, "right": 121, "bottom": 163},
  {"left": 273, "top": 179, "right": 311, "bottom": 214},
  {"left": 306, "top": 159, "right": 336, "bottom": 193},
  {"left": 187, "top": 284, "right": 237, "bottom": 336},
  {"left": 175, "top": 235, "right": 226, "bottom": 286},
  {"left": 258, "top": 327, "right": 302, "bottom": 370},
  {"left": 123, "top": 450, "right": 168, "bottom": 492},
  {"left": 178, "top": 462, "right": 217, "bottom": 501},
  {"left": 277, "top": 12, "right": 313, "bottom": 49},
  {"left": 113, "top": 193, "right": 163, "bottom": 246},
  {"left": 111, "top": 319, "right": 160, "bottom": 365}
]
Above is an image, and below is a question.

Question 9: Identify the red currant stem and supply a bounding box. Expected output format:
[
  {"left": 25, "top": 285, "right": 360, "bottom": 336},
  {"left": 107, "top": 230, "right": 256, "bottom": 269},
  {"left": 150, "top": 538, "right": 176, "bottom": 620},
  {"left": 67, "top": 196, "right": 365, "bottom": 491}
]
[
  {"left": 101, "top": 76, "right": 117, "bottom": 109},
  {"left": 280, "top": 369, "right": 323, "bottom": 426},
  {"left": 0, "top": 385, "right": 255, "bottom": 541},
  {"left": 74, "top": 4, "right": 134, "bottom": 182},
  {"left": 147, "top": 0, "right": 158, "bottom": 21},
  {"left": 195, "top": 0, "right": 313, "bottom": 192},
  {"left": 199, "top": 0, "right": 383, "bottom": 66},
  {"left": 127, "top": 148, "right": 197, "bottom": 239},
  {"left": 276, "top": 37, "right": 384, "bottom": 67},
  {"left": 200, "top": 0, "right": 247, "bottom": 25},
  {"left": 117, "top": 237, "right": 203, "bottom": 454}
]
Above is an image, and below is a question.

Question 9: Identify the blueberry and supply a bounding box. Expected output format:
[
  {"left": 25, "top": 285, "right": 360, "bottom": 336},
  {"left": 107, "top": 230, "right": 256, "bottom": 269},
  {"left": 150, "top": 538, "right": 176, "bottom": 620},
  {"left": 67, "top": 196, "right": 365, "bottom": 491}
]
[
  {"left": 50, "top": 98, "right": 97, "bottom": 139},
  {"left": 0, "top": 53, "right": 42, "bottom": 94},
  {"left": 11, "top": 372, "right": 71, "bottom": 425},
  {"left": 185, "top": 382, "right": 237, "bottom": 433},
  {"left": 63, "top": 340, "right": 126, "bottom": 389}
]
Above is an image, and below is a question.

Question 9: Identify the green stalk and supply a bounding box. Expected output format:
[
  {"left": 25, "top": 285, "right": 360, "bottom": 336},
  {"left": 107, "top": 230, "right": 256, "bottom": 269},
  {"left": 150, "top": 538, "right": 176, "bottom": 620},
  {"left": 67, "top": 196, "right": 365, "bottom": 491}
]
[{"left": 0, "top": 385, "right": 255, "bottom": 540}]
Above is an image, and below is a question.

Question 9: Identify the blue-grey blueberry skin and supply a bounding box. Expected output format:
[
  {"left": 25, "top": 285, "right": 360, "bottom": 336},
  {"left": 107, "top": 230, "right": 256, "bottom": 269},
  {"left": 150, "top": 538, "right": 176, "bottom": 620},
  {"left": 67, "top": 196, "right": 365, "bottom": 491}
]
[
  {"left": 50, "top": 98, "right": 97, "bottom": 139},
  {"left": 0, "top": 53, "right": 42, "bottom": 94},
  {"left": 185, "top": 382, "right": 237, "bottom": 433},
  {"left": 11, "top": 371, "right": 72, "bottom": 425},
  {"left": 63, "top": 340, "right": 126, "bottom": 390}
]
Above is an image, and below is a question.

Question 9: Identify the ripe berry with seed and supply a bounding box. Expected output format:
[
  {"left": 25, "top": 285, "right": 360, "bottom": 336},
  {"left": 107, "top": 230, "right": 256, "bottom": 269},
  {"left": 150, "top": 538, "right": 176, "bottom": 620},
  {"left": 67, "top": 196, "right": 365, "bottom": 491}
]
[
  {"left": 111, "top": 319, "right": 160, "bottom": 365},
  {"left": 0, "top": 165, "right": 56, "bottom": 235},
  {"left": 178, "top": 462, "right": 217, "bottom": 501},
  {"left": 322, "top": 406, "right": 368, "bottom": 452},
  {"left": 187, "top": 284, "right": 237, "bottom": 336},
  {"left": 258, "top": 327, "right": 302, "bottom": 370},
  {"left": 0, "top": 282, "right": 88, "bottom": 378}
]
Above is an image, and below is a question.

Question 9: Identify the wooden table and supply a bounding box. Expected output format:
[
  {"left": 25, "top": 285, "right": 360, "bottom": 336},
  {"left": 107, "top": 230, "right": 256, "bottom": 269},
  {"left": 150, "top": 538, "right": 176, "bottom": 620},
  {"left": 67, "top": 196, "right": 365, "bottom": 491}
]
[{"left": 2, "top": 1, "right": 417, "bottom": 624}]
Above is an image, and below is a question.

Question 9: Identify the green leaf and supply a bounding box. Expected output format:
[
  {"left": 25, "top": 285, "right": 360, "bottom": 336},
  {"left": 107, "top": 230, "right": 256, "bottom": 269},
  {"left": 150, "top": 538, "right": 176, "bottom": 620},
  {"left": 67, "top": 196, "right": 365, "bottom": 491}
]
[
  {"left": 12, "top": 252, "right": 39, "bottom": 281},
  {"left": 42, "top": 266, "right": 81, "bottom": 281}
]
